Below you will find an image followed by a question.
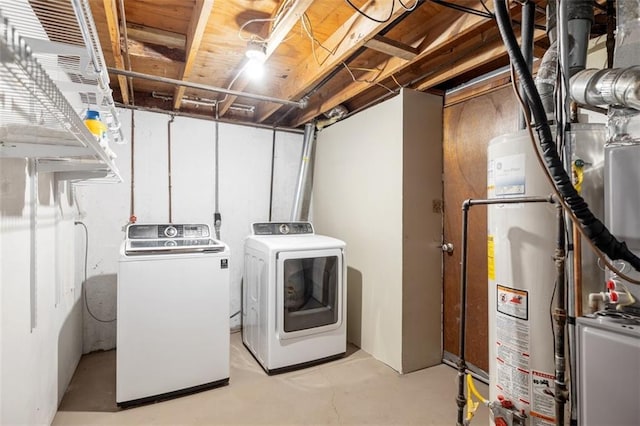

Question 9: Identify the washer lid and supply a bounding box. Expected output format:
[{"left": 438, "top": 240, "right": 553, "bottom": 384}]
[{"left": 125, "top": 238, "right": 226, "bottom": 255}]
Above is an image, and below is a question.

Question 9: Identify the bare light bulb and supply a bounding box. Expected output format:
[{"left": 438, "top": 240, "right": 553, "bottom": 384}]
[{"left": 245, "top": 59, "right": 264, "bottom": 80}]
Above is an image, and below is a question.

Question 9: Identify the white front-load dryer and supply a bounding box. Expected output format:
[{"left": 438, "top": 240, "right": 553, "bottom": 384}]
[{"left": 242, "top": 222, "right": 346, "bottom": 374}]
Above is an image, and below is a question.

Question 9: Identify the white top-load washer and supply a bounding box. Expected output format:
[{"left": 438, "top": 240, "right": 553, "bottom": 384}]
[
  {"left": 243, "top": 222, "right": 346, "bottom": 374},
  {"left": 117, "top": 223, "right": 230, "bottom": 407}
]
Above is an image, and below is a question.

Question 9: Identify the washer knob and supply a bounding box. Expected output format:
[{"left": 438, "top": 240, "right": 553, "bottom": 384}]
[
  {"left": 164, "top": 226, "right": 178, "bottom": 238},
  {"left": 279, "top": 224, "right": 290, "bottom": 234}
]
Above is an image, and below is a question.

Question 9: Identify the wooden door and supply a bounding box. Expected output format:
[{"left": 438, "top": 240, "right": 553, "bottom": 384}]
[{"left": 442, "top": 85, "right": 519, "bottom": 374}]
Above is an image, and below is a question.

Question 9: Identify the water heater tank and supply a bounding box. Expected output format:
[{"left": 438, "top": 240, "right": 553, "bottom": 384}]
[{"left": 487, "top": 124, "right": 606, "bottom": 424}]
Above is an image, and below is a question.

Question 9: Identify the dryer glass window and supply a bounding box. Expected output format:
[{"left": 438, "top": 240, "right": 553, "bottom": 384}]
[{"left": 282, "top": 256, "right": 338, "bottom": 332}]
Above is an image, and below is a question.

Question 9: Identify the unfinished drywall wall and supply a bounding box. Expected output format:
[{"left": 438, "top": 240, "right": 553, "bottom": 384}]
[
  {"left": 77, "top": 109, "right": 303, "bottom": 352},
  {"left": 313, "top": 95, "right": 405, "bottom": 371},
  {"left": 313, "top": 89, "right": 443, "bottom": 373},
  {"left": 1, "top": 159, "right": 83, "bottom": 425}
]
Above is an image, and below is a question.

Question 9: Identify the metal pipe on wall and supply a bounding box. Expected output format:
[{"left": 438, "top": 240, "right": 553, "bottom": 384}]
[
  {"left": 456, "top": 195, "right": 555, "bottom": 426},
  {"left": 167, "top": 115, "right": 175, "bottom": 223},
  {"left": 107, "top": 68, "right": 306, "bottom": 109},
  {"left": 214, "top": 106, "right": 221, "bottom": 240},
  {"left": 290, "top": 122, "right": 315, "bottom": 221},
  {"left": 518, "top": 0, "right": 535, "bottom": 129}
]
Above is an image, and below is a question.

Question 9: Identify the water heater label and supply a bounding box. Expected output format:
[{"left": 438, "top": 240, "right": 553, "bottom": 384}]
[
  {"left": 497, "top": 284, "right": 528, "bottom": 320},
  {"left": 493, "top": 153, "right": 526, "bottom": 197},
  {"left": 531, "top": 370, "right": 556, "bottom": 425}
]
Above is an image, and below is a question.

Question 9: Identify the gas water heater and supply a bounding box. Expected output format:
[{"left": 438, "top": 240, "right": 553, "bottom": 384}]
[{"left": 487, "top": 125, "right": 606, "bottom": 424}]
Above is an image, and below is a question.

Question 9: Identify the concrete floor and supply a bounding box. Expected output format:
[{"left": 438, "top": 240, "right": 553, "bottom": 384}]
[{"left": 54, "top": 332, "right": 490, "bottom": 425}]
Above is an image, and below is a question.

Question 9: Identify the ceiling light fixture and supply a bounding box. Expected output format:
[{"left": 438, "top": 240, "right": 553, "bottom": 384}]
[{"left": 245, "top": 39, "right": 267, "bottom": 80}]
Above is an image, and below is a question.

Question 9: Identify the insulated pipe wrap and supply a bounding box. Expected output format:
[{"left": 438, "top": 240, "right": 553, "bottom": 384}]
[{"left": 495, "top": 0, "right": 640, "bottom": 272}]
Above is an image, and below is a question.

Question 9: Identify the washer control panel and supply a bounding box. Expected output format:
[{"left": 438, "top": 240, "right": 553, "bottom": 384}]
[
  {"left": 127, "top": 224, "right": 210, "bottom": 239},
  {"left": 252, "top": 222, "right": 314, "bottom": 236}
]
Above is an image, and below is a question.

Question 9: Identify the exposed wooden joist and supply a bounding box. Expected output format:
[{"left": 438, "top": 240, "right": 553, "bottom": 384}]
[
  {"left": 255, "top": 0, "right": 408, "bottom": 124},
  {"left": 101, "top": 0, "right": 129, "bottom": 104},
  {"left": 216, "top": 0, "right": 315, "bottom": 117},
  {"left": 413, "top": 30, "right": 546, "bottom": 91},
  {"left": 173, "top": 0, "right": 214, "bottom": 110},
  {"left": 126, "top": 39, "right": 184, "bottom": 62},
  {"left": 365, "top": 35, "right": 418, "bottom": 60},
  {"left": 126, "top": 23, "right": 186, "bottom": 50},
  {"left": 285, "top": 6, "right": 502, "bottom": 126},
  {"left": 266, "top": 0, "right": 315, "bottom": 57},
  {"left": 285, "top": 1, "right": 541, "bottom": 127}
]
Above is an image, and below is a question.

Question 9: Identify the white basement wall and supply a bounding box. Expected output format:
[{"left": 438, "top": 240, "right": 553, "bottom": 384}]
[
  {"left": 1, "top": 159, "right": 83, "bottom": 425},
  {"left": 78, "top": 109, "right": 303, "bottom": 352},
  {"left": 312, "top": 89, "right": 443, "bottom": 373}
]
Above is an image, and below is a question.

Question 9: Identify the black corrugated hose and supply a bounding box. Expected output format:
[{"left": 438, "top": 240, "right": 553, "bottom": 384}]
[{"left": 494, "top": 0, "right": 640, "bottom": 271}]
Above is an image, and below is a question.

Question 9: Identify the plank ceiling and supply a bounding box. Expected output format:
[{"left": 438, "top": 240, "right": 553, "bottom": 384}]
[{"left": 87, "top": 0, "right": 605, "bottom": 129}]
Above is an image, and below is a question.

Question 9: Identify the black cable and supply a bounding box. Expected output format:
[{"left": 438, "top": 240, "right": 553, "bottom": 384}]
[
  {"left": 230, "top": 310, "right": 241, "bottom": 319},
  {"left": 494, "top": 0, "right": 640, "bottom": 271},
  {"left": 430, "top": 0, "right": 493, "bottom": 19},
  {"left": 399, "top": 0, "right": 419, "bottom": 12},
  {"left": 345, "top": 0, "right": 395, "bottom": 23},
  {"left": 479, "top": 0, "right": 493, "bottom": 16},
  {"left": 75, "top": 221, "right": 116, "bottom": 323}
]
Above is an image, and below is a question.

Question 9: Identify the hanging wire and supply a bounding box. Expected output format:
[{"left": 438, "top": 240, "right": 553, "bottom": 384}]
[
  {"left": 430, "top": 0, "right": 493, "bottom": 19},
  {"left": 345, "top": 0, "right": 395, "bottom": 23},
  {"left": 399, "top": 0, "right": 420, "bottom": 12},
  {"left": 479, "top": 0, "right": 494, "bottom": 17},
  {"left": 238, "top": 17, "right": 277, "bottom": 42},
  {"left": 75, "top": 221, "right": 116, "bottom": 323},
  {"left": 301, "top": 13, "right": 394, "bottom": 93}
]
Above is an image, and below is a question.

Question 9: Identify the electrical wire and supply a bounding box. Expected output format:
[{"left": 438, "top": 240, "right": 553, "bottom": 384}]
[
  {"left": 75, "top": 221, "right": 116, "bottom": 323},
  {"left": 479, "top": 0, "right": 494, "bottom": 17},
  {"left": 345, "top": 0, "right": 395, "bottom": 23},
  {"left": 430, "top": 0, "right": 493, "bottom": 19},
  {"left": 230, "top": 310, "right": 241, "bottom": 319},
  {"left": 399, "top": 0, "right": 420, "bottom": 12},
  {"left": 301, "top": 13, "right": 394, "bottom": 94},
  {"left": 341, "top": 63, "right": 395, "bottom": 93},
  {"left": 238, "top": 17, "right": 277, "bottom": 42}
]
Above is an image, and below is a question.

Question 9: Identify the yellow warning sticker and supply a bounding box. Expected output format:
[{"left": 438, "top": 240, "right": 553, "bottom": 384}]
[{"left": 488, "top": 235, "right": 495, "bottom": 281}]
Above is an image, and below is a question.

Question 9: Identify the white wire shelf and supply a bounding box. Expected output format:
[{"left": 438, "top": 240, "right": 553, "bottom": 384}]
[{"left": 0, "top": 0, "right": 123, "bottom": 182}]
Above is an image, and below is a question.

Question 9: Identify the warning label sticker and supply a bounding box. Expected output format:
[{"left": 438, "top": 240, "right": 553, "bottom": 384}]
[
  {"left": 531, "top": 370, "right": 556, "bottom": 425},
  {"left": 488, "top": 236, "right": 496, "bottom": 281},
  {"left": 497, "top": 284, "right": 529, "bottom": 320},
  {"left": 495, "top": 311, "right": 531, "bottom": 412}
]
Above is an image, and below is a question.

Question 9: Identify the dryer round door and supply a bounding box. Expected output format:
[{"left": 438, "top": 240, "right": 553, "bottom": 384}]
[{"left": 276, "top": 248, "right": 344, "bottom": 340}]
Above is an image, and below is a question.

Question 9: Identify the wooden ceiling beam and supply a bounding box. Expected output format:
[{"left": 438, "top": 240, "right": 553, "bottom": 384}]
[
  {"left": 126, "top": 23, "right": 186, "bottom": 50},
  {"left": 216, "top": 0, "right": 315, "bottom": 118},
  {"left": 101, "top": 0, "right": 129, "bottom": 105},
  {"left": 255, "top": 0, "right": 408, "bottom": 124},
  {"left": 173, "top": 0, "right": 214, "bottom": 110},
  {"left": 365, "top": 35, "right": 418, "bottom": 60}
]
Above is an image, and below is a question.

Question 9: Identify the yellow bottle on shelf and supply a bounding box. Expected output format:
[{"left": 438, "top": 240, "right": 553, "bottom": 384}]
[{"left": 84, "top": 109, "right": 107, "bottom": 139}]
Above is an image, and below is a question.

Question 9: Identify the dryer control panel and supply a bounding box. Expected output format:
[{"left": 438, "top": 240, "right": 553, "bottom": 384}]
[{"left": 252, "top": 222, "right": 314, "bottom": 236}]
